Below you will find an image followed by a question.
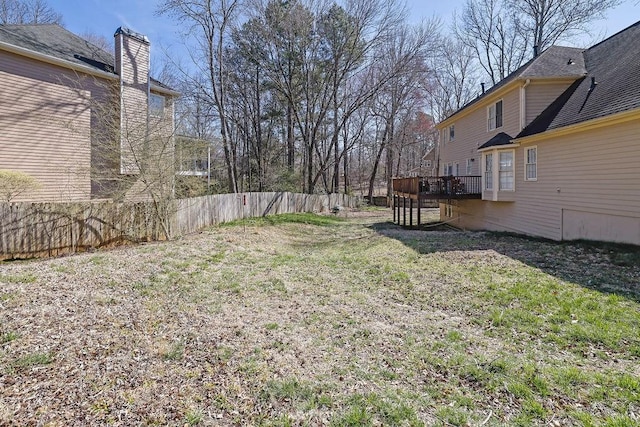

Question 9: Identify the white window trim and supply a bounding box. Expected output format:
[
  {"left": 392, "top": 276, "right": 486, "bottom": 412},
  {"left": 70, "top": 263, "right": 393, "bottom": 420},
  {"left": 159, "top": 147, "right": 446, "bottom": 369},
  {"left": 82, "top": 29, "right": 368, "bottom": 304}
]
[
  {"left": 498, "top": 149, "right": 516, "bottom": 192},
  {"left": 487, "top": 99, "right": 504, "bottom": 131},
  {"left": 525, "top": 146, "right": 537, "bottom": 181},
  {"left": 483, "top": 153, "right": 493, "bottom": 191}
]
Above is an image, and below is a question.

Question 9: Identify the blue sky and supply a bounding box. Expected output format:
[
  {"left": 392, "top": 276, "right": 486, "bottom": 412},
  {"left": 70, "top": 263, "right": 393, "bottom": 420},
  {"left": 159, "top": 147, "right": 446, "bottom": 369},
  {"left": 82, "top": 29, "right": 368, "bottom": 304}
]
[
  {"left": 406, "top": 0, "right": 640, "bottom": 44},
  {"left": 50, "top": 0, "right": 639, "bottom": 60}
]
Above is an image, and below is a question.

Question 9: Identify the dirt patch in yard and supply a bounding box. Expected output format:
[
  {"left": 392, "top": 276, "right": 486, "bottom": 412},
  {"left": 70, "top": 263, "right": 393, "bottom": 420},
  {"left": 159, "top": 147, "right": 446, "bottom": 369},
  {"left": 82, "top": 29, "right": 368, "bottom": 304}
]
[{"left": 1, "top": 208, "right": 639, "bottom": 426}]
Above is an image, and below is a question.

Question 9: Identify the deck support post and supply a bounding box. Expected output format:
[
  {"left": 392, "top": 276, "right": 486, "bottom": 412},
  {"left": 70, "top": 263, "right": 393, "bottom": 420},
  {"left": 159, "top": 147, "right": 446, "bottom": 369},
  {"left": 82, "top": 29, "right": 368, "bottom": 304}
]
[
  {"left": 403, "top": 197, "right": 406, "bottom": 226},
  {"left": 409, "top": 198, "right": 413, "bottom": 228},
  {"left": 392, "top": 195, "right": 396, "bottom": 223},
  {"left": 417, "top": 198, "right": 421, "bottom": 227}
]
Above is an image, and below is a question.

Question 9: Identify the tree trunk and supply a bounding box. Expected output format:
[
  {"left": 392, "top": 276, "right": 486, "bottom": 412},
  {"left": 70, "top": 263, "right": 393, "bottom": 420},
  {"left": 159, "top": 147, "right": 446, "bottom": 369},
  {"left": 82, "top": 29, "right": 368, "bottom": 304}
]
[
  {"left": 332, "top": 73, "right": 339, "bottom": 193},
  {"left": 343, "top": 131, "right": 349, "bottom": 194},
  {"left": 367, "top": 125, "right": 388, "bottom": 203},
  {"left": 385, "top": 120, "right": 394, "bottom": 204},
  {"left": 255, "top": 65, "right": 264, "bottom": 192},
  {"left": 287, "top": 102, "right": 294, "bottom": 171}
]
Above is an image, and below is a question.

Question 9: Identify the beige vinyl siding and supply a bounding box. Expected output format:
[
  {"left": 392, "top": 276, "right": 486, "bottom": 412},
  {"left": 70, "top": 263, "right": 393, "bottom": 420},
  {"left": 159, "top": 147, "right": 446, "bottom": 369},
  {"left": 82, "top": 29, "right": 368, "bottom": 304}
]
[
  {"left": 445, "top": 117, "right": 640, "bottom": 245},
  {"left": 440, "top": 87, "right": 521, "bottom": 177},
  {"left": 525, "top": 81, "right": 574, "bottom": 125},
  {"left": 0, "top": 50, "right": 108, "bottom": 201}
]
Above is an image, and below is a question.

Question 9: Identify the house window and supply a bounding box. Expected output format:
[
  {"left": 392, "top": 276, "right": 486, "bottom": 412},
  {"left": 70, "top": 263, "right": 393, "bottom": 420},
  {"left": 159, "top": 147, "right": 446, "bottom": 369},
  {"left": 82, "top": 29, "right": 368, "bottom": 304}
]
[
  {"left": 484, "top": 153, "right": 493, "bottom": 190},
  {"left": 525, "top": 147, "right": 537, "bottom": 181},
  {"left": 443, "top": 163, "right": 452, "bottom": 176},
  {"left": 487, "top": 99, "right": 503, "bottom": 131},
  {"left": 425, "top": 160, "right": 432, "bottom": 168},
  {"left": 499, "top": 151, "right": 514, "bottom": 190},
  {"left": 453, "top": 163, "right": 459, "bottom": 176},
  {"left": 466, "top": 159, "right": 473, "bottom": 175},
  {"left": 449, "top": 124, "right": 455, "bottom": 142},
  {"left": 150, "top": 93, "right": 165, "bottom": 117}
]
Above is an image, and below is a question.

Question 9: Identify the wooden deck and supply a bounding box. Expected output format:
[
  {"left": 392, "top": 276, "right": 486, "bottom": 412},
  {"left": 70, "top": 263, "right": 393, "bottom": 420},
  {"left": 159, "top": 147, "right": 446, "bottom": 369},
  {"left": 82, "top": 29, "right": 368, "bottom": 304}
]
[{"left": 391, "top": 176, "right": 482, "bottom": 227}]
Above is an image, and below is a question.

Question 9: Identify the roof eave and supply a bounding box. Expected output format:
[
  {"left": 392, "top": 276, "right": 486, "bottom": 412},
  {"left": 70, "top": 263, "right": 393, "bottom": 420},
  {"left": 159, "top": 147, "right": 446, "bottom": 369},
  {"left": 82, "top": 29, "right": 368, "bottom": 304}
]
[
  {"left": 513, "top": 107, "right": 640, "bottom": 145},
  {"left": 520, "top": 74, "right": 587, "bottom": 81},
  {"left": 0, "top": 40, "right": 118, "bottom": 81},
  {"left": 477, "top": 142, "right": 520, "bottom": 152},
  {"left": 150, "top": 82, "right": 180, "bottom": 97}
]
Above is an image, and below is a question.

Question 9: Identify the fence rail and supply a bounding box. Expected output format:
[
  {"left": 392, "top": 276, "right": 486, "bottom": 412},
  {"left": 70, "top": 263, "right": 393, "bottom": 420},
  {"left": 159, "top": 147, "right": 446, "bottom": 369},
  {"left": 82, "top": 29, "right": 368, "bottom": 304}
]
[{"left": 0, "top": 192, "right": 358, "bottom": 260}]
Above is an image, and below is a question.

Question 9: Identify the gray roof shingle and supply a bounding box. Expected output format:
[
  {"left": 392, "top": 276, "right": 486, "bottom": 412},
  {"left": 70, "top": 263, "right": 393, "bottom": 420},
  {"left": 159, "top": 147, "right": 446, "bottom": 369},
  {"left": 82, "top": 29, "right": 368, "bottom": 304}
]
[
  {"left": 0, "top": 23, "right": 178, "bottom": 94},
  {"left": 519, "top": 46, "right": 586, "bottom": 79},
  {"left": 518, "top": 20, "right": 640, "bottom": 137},
  {"left": 478, "top": 132, "right": 514, "bottom": 150},
  {"left": 516, "top": 22, "right": 640, "bottom": 138},
  {"left": 0, "top": 24, "right": 114, "bottom": 73},
  {"left": 548, "top": 21, "right": 640, "bottom": 129}
]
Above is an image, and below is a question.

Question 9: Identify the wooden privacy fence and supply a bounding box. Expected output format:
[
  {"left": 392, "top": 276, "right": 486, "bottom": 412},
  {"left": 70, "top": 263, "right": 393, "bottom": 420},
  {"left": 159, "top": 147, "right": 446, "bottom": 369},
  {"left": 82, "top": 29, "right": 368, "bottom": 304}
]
[
  {"left": 0, "top": 192, "right": 358, "bottom": 260},
  {"left": 174, "top": 192, "right": 356, "bottom": 235}
]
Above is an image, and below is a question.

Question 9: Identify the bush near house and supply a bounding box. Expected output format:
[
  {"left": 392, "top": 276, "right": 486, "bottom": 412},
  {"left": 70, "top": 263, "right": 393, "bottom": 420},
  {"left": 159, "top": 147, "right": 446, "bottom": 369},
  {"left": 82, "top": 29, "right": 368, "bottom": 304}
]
[{"left": 0, "top": 170, "right": 40, "bottom": 202}]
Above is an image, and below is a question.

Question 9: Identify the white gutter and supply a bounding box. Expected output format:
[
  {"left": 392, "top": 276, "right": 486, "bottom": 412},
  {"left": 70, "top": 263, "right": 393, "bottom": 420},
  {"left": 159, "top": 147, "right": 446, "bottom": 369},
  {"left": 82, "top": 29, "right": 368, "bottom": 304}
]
[
  {"left": 150, "top": 82, "right": 180, "bottom": 97},
  {"left": 0, "top": 40, "right": 118, "bottom": 80},
  {"left": 478, "top": 142, "right": 521, "bottom": 153}
]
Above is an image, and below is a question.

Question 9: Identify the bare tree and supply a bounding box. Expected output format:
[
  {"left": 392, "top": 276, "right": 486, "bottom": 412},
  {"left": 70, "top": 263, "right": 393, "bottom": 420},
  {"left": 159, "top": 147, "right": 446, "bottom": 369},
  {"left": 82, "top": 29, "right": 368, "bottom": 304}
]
[
  {"left": 426, "top": 35, "right": 480, "bottom": 122},
  {"left": 507, "top": 0, "right": 623, "bottom": 50},
  {"left": 457, "top": 0, "right": 623, "bottom": 86},
  {"left": 0, "top": 0, "right": 62, "bottom": 24},
  {"left": 366, "top": 22, "right": 433, "bottom": 202},
  {"left": 158, "top": 0, "right": 438, "bottom": 197},
  {"left": 82, "top": 79, "right": 179, "bottom": 238},
  {"left": 157, "top": 0, "right": 242, "bottom": 193},
  {"left": 277, "top": 0, "right": 434, "bottom": 194},
  {"left": 78, "top": 31, "right": 113, "bottom": 53},
  {"left": 455, "top": 0, "right": 528, "bottom": 85}
]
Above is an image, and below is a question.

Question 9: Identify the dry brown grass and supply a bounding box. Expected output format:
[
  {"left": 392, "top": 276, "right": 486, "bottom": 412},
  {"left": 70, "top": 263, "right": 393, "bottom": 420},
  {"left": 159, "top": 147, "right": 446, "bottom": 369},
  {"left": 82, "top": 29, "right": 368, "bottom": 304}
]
[{"left": 1, "top": 209, "right": 639, "bottom": 426}]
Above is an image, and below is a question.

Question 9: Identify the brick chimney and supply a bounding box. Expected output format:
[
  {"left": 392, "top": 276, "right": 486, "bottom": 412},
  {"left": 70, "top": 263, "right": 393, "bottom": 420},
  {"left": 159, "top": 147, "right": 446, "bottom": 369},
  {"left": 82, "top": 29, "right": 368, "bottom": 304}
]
[{"left": 114, "top": 27, "right": 150, "bottom": 174}]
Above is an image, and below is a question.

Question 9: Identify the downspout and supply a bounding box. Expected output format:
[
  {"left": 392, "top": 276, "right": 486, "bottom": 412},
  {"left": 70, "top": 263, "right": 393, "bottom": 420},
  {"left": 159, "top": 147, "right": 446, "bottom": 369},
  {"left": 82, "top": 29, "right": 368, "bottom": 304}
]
[
  {"left": 520, "top": 79, "right": 531, "bottom": 130},
  {"left": 436, "top": 129, "right": 442, "bottom": 177}
]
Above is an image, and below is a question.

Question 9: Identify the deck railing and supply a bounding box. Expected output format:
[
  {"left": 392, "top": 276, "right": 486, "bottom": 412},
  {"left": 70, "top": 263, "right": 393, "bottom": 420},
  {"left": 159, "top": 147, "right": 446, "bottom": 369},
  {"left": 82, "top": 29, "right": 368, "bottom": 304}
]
[{"left": 393, "top": 176, "right": 482, "bottom": 199}]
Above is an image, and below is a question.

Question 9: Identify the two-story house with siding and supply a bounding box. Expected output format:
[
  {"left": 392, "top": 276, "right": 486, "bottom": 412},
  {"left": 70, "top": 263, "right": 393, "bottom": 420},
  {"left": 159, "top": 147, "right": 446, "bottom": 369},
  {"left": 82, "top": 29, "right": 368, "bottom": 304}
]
[
  {"left": 434, "top": 20, "right": 640, "bottom": 246},
  {"left": 0, "top": 24, "right": 179, "bottom": 202}
]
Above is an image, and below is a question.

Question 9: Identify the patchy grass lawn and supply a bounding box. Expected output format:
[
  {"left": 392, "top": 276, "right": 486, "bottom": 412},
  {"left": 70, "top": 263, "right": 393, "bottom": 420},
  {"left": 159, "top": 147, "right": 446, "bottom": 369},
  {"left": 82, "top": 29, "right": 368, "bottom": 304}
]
[{"left": 1, "top": 209, "right": 639, "bottom": 426}]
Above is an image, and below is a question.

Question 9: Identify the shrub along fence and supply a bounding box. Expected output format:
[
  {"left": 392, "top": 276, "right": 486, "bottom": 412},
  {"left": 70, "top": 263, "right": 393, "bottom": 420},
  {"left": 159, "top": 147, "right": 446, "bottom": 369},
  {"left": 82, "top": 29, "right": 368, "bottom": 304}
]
[{"left": 0, "top": 192, "right": 359, "bottom": 260}]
